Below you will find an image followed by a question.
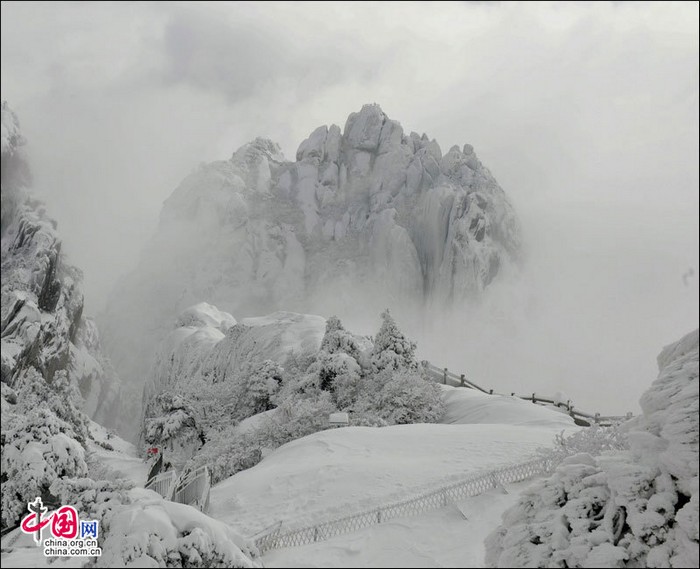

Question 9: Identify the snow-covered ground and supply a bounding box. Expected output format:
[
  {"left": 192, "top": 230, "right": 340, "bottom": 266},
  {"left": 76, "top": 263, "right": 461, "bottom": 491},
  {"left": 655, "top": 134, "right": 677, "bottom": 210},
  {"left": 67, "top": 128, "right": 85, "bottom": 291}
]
[
  {"left": 1, "top": 421, "right": 150, "bottom": 569},
  {"left": 1, "top": 375, "right": 580, "bottom": 568},
  {"left": 86, "top": 420, "right": 150, "bottom": 486},
  {"left": 208, "top": 385, "right": 578, "bottom": 569},
  {"left": 440, "top": 384, "right": 575, "bottom": 427},
  {"left": 262, "top": 483, "right": 529, "bottom": 568}
]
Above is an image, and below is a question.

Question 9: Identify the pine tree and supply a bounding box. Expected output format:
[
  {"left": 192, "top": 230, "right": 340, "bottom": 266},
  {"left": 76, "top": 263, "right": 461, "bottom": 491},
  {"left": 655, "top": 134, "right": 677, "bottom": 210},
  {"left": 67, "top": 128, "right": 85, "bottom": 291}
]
[
  {"left": 370, "top": 309, "right": 418, "bottom": 373},
  {"left": 320, "top": 315, "right": 361, "bottom": 360}
]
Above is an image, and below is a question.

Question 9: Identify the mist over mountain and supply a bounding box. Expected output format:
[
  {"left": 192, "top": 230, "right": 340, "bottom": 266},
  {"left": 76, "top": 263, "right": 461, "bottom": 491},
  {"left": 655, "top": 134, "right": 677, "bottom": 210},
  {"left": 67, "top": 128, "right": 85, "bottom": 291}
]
[
  {"left": 1, "top": 102, "right": 122, "bottom": 430},
  {"left": 100, "top": 104, "right": 521, "bottom": 439}
]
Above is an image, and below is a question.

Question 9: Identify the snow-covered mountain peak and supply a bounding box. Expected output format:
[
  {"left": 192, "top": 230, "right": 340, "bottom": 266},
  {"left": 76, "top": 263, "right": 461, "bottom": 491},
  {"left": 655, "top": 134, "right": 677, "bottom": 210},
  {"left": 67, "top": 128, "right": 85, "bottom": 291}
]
[
  {"left": 101, "top": 105, "right": 522, "bottom": 439},
  {"left": 232, "top": 136, "right": 285, "bottom": 164}
]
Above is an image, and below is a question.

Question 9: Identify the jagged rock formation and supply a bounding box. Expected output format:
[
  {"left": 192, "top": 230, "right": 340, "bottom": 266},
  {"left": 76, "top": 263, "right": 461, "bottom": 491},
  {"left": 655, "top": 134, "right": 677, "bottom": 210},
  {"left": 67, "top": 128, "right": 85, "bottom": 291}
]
[
  {"left": 100, "top": 104, "right": 521, "bottom": 440},
  {"left": 0, "top": 102, "right": 122, "bottom": 429}
]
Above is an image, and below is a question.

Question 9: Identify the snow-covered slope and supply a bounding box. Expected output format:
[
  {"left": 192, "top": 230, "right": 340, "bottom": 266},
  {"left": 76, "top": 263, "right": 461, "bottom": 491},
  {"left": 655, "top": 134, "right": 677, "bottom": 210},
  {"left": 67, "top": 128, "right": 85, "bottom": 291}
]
[
  {"left": 262, "top": 484, "right": 526, "bottom": 569},
  {"left": 440, "top": 385, "right": 576, "bottom": 428},
  {"left": 0, "top": 102, "right": 122, "bottom": 430},
  {"left": 208, "top": 404, "right": 575, "bottom": 538},
  {"left": 1, "top": 419, "right": 258, "bottom": 569},
  {"left": 100, "top": 104, "right": 521, "bottom": 440}
]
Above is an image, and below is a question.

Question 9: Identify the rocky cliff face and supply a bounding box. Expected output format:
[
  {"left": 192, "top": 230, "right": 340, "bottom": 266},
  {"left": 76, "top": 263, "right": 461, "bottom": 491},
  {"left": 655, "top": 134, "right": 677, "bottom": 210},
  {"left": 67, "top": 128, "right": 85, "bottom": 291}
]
[
  {"left": 100, "top": 104, "right": 521, "bottom": 439},
  {"left": 0, "top": 102, "right": 122, "bottom": 429}
]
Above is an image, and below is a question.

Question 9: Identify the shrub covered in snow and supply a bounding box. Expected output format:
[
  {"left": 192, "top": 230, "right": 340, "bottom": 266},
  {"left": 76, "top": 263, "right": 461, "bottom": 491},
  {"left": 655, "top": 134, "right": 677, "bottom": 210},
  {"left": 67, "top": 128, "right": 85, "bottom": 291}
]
[
  {"left": 313, "top": 350, "right": 363, "bottom": 395},
  {"left": 365, "top": 369, "right": 444, "bottom": 425},
  {"left": 485, "top": 329, "right": 699, "bottom": 568},
  {"left": 11, "top": 367, "right": 90, "bottom": 442},
  {"left": 536, "top": 423, "right": 628, "bottom": 466},
  {"left": 320, "top": 316, "right": 364, "bottom": 361},
  {"left": 0, "top": 358, "right": 117, "bottom": 531},
  {"left": 144, "top": 393, "right": 202, "bottom": 470},
  {"left": 189, "top": 392, "right": 337, "bottom": 484},
  {"left": 145, "top": 358, "right": 284, "bottom": 460},
  {"left": 50, "top": 476, "right": 133, "bottom": 536},
  {"left": 49, "top": 478, "right": 258, "bottom": 568},
  {"left": 96, "top": 488, "right": 258, "bottom": 568},
  {"left": 235, "top": 359, "right": 283, "bottom": 416},
  {"left": 1, "top": 406, "right": 88, "bottom": 528},
  {"left": 151, "top": 309, "right": 444, "bottom": 483}
]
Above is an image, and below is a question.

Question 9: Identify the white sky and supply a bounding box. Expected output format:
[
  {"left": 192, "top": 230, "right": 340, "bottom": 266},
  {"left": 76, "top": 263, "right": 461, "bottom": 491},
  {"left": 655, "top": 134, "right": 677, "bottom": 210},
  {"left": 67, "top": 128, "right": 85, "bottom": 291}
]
[{"left": 2, "top": 1, "right": 698, "bottom": 413}]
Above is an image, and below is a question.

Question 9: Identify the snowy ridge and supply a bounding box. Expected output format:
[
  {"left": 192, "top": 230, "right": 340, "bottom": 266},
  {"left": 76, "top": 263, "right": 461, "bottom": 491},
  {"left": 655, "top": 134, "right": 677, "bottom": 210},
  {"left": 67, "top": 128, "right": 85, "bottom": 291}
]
[{"left": 100, "top": 104, "right": 521, "bottom": 440}]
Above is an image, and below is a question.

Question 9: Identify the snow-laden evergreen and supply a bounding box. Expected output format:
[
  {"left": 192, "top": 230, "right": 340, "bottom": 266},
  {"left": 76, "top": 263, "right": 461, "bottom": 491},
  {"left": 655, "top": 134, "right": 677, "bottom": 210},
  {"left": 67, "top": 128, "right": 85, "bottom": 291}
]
[
  {"left": 485, "top": 329, "right": 699, "bottom": 568},
  {"left": 370, "top": 309, "right": 418, "bottom": 373}
]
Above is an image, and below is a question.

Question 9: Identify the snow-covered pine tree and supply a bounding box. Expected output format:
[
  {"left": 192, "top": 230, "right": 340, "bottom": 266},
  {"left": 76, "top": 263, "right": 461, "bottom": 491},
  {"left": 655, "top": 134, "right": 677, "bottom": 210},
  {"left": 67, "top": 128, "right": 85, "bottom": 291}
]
[
  {"left": 320, "top": 315, "right": 363, "bottom": 360},
  {"left": 144, "top": 393, "right": 201, "bottom": 470},
  {"left": 370, "top": 309, "right": 418, "bottom": 373}
]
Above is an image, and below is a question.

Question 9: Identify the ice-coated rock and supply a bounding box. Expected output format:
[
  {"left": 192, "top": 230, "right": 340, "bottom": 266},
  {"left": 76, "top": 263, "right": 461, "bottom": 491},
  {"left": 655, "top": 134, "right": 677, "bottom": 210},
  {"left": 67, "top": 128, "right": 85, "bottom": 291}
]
[
  {"left": 0, "top": 102, "right": 123, "bottom": 430},
  {"left": 175, "top": 302, "right": 237, "bottom": 332},
  {"left": 144, "top": 306, "right": 325, "bottom": 417},
  {"left": 101, "top": 104, "right": 521, "bottom": 438}
]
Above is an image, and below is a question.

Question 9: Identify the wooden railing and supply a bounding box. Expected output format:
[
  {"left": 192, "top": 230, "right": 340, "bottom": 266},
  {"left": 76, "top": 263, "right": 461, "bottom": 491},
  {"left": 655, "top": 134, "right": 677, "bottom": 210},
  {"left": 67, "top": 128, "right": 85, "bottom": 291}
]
[{"left": 422, "top": 361, "right": 631, "bottom": 427}]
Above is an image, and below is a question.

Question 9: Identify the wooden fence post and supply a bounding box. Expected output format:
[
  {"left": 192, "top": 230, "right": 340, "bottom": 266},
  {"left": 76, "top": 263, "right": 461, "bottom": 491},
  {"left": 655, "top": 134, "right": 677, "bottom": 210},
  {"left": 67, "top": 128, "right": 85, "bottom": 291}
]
[
  {"left": 460, "top": 374, "right": 465, "bottom": 387},
  {"left": 531, "top": 393, "right": 536, "bottom": 402},
  {"left": 443, "top": 368, "right": 447, "bottom": 385}
]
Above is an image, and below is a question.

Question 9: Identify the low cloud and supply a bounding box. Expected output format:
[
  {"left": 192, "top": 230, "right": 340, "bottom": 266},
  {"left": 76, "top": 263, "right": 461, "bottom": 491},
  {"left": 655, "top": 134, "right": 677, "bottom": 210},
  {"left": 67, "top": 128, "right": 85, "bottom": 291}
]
[{"left": 1, "top": 1, "right": 697, "bottom": 415}]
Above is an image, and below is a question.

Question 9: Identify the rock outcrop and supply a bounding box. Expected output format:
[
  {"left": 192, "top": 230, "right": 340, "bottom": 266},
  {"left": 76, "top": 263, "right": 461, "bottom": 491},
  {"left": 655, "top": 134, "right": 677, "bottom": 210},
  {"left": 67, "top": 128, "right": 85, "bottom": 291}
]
[{"left": 0, "top": 102, "right": 122, "bottom": 429}]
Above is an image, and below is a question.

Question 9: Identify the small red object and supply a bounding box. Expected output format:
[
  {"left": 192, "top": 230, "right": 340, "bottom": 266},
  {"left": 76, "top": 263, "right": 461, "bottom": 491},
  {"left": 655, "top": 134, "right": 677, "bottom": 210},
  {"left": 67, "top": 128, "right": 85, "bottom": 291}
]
[{"left": 147, "top": 447, "right": 159, "bottom": 455}]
